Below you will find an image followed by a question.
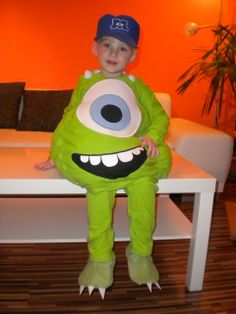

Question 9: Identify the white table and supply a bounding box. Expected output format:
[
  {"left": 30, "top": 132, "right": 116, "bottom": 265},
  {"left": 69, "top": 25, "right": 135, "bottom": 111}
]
[{"left": 0, "top": 147, "right": 216, "bottom": 291}]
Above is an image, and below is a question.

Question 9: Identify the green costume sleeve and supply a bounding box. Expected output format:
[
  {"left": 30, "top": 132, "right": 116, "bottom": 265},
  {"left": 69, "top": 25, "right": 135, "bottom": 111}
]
[{"left": 134, "top": 77, "right": 169, "bottom": 146}]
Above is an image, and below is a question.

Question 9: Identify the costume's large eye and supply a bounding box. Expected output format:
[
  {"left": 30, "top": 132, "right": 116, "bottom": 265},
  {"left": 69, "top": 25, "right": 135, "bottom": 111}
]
[
  {"left": 76, "top": 79, "right": 141, "bottom": 137},
  {"left": 90, "top": 94, "right": 131, "bottom": 131}
]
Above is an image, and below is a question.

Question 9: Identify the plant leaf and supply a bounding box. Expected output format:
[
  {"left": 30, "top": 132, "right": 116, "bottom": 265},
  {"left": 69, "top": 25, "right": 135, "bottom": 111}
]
[{"left": 177, "top": 23, "right": 236, "bottom": 122}]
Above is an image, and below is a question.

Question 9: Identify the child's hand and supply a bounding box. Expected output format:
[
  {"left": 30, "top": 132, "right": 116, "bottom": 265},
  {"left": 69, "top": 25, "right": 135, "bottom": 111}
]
[
  {"left": 34, "top": 159, "right": 55, "bottom": 170},
  {"left": 139, "top": 135, "right": 159, "bottom": 159}
]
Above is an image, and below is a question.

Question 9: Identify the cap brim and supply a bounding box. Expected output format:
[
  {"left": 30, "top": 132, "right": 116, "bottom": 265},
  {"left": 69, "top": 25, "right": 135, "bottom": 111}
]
[{"left": 95, "top": 32, "right": 137, "bottom": 48}]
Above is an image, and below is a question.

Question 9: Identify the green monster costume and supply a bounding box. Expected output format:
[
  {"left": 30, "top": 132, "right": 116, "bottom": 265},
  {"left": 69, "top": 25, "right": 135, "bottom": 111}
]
[{"left": 51, "top": 70, "right": 172, "bottom": 298}]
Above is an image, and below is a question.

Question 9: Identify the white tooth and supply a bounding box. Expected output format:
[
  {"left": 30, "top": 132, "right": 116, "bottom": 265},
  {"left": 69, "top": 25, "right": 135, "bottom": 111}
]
[
  {"left": 118, "top": 150, "right": 133, "bottom": 163},
  {"left": 80, "top": 155, "right": 89, "bottom": 163},
  {"left": 89, "top": 155, "right": 101, "bottom": 165},
  {"left": 133, "top": 147, "right": 143, "bottom": 155},
  {"left": 101, "top": 154, "right": 118, "bottom": 167}
]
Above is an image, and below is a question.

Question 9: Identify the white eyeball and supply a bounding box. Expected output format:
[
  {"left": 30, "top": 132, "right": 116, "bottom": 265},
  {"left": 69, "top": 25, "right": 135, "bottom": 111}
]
[{"left": 76, "top": 79, "right": 141, "bottom": 138}]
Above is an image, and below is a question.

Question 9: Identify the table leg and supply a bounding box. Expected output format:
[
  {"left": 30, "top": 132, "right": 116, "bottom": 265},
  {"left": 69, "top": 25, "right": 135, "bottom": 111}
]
[{"left": 186, "top": 192, "right": 215, "bottom": 291}]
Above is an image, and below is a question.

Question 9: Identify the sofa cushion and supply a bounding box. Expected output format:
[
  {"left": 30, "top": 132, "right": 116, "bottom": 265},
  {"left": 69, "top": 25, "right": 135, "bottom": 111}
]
[
  {"left": 17, "top": 89, "right": 73, "bottom": 132},
  {"left": 0, "top": 82, "right": 26, "bottom": 129},
  {"left": 0, "top": 128, "right": 52, "bottom": 147}
]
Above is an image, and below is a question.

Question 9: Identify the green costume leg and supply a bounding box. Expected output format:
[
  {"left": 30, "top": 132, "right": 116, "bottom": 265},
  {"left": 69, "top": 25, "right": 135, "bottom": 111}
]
[
  {"left": 87, "top": 189, "right": 116, "bottom": 262},
  {"left": 126, "top": 179, "right": 157, "bottom": 256},
  {"left": 125, "top": 179, "right": 160, "bottom": 287},
  {"left": 79, "top": 190, "right": 116, "bottom": 294}
]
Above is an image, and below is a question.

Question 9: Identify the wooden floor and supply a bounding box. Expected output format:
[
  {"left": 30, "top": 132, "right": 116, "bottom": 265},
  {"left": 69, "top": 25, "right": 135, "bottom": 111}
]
[{"left": 0, "top": 173, "right": 236, "bottom": 313}]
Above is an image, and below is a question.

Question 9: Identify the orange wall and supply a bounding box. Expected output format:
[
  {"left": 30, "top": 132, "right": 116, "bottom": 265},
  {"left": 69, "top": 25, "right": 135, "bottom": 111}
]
[{"left": 0, "top": 0, "right": 235, "bottom": 127}]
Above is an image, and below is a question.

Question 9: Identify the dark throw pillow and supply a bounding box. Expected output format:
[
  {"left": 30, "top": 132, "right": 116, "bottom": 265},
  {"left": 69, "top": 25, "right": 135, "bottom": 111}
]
[
  {"left": 0, "top": 82, "right": 26, "bottom": 128},
  {"left": 17, "top": 89, "right": 73, "bottom": 132}
]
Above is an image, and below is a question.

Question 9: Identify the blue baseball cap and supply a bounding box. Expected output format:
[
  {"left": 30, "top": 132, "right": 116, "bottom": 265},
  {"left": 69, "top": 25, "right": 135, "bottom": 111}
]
[{"left": 95, "top": 14, "right": 140, "bottom": 48}]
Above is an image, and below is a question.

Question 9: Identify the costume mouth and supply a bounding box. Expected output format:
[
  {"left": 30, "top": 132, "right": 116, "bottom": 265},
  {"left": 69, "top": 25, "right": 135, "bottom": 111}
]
[{"left": 72, "top": 146, "right": 147, "bottom": 179}]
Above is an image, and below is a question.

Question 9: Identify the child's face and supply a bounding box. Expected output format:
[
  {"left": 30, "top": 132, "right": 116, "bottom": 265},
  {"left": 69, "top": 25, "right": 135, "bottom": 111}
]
[{"left": 93, "top": 36, "right": 136, "bottom": 78}]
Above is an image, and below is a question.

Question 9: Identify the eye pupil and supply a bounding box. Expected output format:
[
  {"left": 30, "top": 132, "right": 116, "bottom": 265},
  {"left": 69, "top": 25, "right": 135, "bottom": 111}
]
[{"left": 101, "top": 104, "right": 122, "bottom": 123}]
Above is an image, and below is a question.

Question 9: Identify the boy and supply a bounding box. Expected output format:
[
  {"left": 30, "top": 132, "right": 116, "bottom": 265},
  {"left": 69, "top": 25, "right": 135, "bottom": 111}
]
[{"left": 35, "top": 14, "right": 171, "bottom": 299}]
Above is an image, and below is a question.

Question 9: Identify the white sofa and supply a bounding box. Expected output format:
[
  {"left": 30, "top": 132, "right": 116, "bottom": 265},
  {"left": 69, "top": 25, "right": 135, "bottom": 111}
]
[
  {"left": 166, "top": 118, "right": 233, "bottom": 192},
  {"left": 0, "top": 92, "right": 233, "bottom": 192},
  {"left": 156, "top": 93, "right": 234, "bottom": 192}
]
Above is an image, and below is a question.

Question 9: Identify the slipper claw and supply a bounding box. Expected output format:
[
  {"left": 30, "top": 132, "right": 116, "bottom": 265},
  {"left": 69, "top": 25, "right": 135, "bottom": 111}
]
[
  {"left": 147, "top": 282, "right": 152, "bottom": 292},
  {"left": 98, "top": 288, "right": 106, "bottom": 299},
  {"left": 155, "top": 281, "right": 162, "bottom": 290},
  {"left": 79, "top": 285, "right": 85, "bottom": 295},
  {"left": 88, "top": 285, "right": 95, "bottom": 295}
]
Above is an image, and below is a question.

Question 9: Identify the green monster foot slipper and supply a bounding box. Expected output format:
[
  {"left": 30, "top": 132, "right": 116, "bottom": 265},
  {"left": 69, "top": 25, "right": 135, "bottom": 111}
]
[
  {"left": 126, "top": 248, "right": 161, "bottom": 292},
  {"left": 79, "top": 258, "right": 115, "bottom": 299}
]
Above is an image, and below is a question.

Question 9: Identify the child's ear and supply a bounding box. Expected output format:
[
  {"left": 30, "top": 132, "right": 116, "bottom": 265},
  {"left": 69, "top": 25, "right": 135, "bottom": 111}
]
[
  {"left": 129, "top": 49, "right": 137, "bottom": 63},
  {"left": 92, "top": 42, "right": 98, "bottom": 56}
]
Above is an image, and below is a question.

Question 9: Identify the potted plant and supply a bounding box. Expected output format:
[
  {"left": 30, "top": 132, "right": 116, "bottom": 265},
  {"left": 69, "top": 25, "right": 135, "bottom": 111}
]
[{"left": 176, "top": 23, "right": 236, "bottom": 129}]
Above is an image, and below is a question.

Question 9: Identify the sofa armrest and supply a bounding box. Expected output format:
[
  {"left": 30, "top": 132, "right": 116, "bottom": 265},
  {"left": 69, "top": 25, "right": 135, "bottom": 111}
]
[{"left": 167, "top": 118, "right": 234, "bottom": 192}]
